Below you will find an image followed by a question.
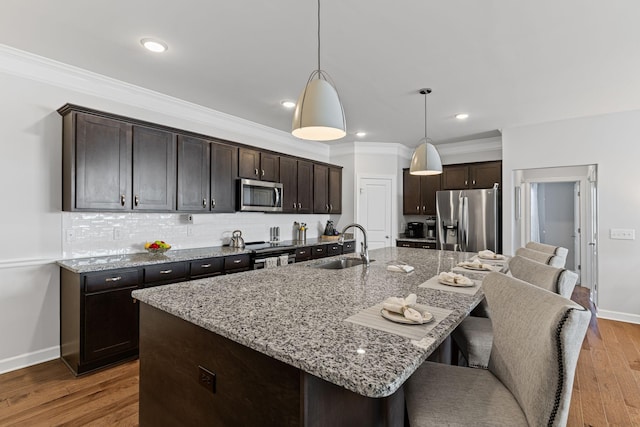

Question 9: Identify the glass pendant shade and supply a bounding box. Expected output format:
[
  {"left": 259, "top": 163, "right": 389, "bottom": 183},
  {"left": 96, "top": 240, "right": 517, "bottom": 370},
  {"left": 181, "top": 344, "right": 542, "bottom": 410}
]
[
  {"left": 292, "top": 72, "right": 346, "bottom": 141},
  {"left": 410, "top": 139, "right": 443, "bottom": 175}
]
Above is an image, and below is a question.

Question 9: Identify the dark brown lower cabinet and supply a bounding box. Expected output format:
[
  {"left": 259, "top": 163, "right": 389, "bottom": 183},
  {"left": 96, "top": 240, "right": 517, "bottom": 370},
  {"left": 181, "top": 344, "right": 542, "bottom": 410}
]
[
  {"left": 396, "top": 240, "right": 436, "bottom": 249},
  {"left": 139, "top": 303, "right": 405, "bottom": 426},
  {"left": 60, "top": 268, "right": 141, "bottom": 375}
]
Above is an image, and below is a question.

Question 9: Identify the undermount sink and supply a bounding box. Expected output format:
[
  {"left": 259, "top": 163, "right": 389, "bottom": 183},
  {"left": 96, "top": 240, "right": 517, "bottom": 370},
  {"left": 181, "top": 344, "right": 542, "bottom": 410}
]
[{"left": 313, "top": 258, "right": 374, "bottom": 269}]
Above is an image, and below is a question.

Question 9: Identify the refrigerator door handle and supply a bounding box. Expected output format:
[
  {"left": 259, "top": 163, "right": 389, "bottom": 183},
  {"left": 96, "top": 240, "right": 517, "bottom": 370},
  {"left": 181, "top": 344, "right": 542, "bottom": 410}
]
[{"left": 460, "top": 196, "right": 469, "bottom": 252}]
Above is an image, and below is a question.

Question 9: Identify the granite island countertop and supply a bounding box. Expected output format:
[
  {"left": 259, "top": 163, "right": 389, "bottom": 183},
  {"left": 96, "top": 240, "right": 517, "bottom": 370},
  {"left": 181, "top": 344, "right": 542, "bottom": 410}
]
[
  {"left": 57, "top": 237, "right": 352, "bottom": 274},
  {"left": 132, "top": 246, "right": 486, "bottom": 399}
]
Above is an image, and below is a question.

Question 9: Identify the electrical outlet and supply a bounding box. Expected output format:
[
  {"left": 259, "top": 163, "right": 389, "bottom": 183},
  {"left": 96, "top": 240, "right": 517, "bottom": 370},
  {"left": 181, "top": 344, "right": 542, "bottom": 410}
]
[
  {"left": 65, "top": 229, "right": 75, "bottom": 243},
  {"left": 113, "top": 228, "right": 122, "bottom": 240},
  {"left": 187, "top": 225, "right": 193, "bottom": 236},
  {"left": 198, "top": 366, "right": 216, "bottom": 394},
  {"left": 610, "top": 228, "right": 635, "bottom": 240}
]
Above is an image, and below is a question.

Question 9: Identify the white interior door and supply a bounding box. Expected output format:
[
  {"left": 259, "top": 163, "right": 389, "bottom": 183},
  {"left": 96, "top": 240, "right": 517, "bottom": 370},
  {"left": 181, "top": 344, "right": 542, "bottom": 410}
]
[{"left": 357, "top": 177, "right": 394, "bottom": 250}]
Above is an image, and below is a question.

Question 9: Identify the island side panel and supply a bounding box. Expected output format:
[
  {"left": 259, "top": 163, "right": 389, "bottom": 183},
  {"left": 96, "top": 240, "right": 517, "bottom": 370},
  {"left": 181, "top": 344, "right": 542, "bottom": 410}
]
[{"left": 138, "top": 303, "right": 301, "bottom": 427}]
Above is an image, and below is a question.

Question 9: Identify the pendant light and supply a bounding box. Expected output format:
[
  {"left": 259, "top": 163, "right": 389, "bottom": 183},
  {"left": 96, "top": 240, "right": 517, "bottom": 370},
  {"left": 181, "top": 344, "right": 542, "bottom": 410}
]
[
  {"left": 292, "top": 0, "right": 346, "bottom": 141},
  {"left": 410, "top": 88, "right": 443, "bottom": 175}
]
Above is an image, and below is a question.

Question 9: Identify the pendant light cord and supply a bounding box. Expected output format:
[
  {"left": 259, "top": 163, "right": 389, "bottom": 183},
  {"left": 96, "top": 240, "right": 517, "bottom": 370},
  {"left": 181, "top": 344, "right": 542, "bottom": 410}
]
[
  {"left": 317, "top": 0, "right": 321, "bottom": 72},
  {"left": 424, "top": 92, "right": 428, "bottom": 139}
]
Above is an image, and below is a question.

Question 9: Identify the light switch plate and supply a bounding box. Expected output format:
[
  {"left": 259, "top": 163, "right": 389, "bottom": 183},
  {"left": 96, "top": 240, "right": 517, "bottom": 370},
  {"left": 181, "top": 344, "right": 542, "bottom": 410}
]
[
  {"left": 65, "top": 229, "right": 75, "bottom": 243},
  {"left": 610, "top": 228, "right": 635, "bottom": 240}
]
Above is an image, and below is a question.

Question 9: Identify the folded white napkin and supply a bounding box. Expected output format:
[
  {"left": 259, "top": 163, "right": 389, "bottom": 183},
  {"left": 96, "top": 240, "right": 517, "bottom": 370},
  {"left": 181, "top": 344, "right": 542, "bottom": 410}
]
[
  {"left": 457, "top": 259, "right": 491, "bottom": 270},
  {"left": 382, "top": 293, "right": 422, "bottom": 322},
  {"left": 438, "top": 271, "right": 473, "bottom": 285},
  {"left": 265, "top": 257, "right": 278, "bottom": 268},
  {"left": 387, "top": 264, "right": 415, "bottom": 273},
  {"left": 478, "top": 249, "right": 505, "bottom": 260}
]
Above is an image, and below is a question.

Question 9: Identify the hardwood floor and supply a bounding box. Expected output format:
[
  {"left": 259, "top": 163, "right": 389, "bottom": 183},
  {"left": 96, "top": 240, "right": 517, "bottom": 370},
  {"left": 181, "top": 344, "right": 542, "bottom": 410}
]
[{"left": 0, "top": 286, "right": 638, "bottom": 426}]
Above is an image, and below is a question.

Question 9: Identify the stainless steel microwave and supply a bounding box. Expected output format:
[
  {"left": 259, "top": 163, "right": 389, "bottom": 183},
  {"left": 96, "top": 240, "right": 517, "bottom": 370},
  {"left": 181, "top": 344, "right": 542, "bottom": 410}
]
[{"left": 238, "top": 179, "right": 283, "bottom": 212}]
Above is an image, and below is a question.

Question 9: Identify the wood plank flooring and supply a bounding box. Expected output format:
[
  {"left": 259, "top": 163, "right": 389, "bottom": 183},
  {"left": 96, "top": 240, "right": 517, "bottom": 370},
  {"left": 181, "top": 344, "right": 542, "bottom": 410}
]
[{"left": 0, "top": 286, "right": 638, "bottom": 426}]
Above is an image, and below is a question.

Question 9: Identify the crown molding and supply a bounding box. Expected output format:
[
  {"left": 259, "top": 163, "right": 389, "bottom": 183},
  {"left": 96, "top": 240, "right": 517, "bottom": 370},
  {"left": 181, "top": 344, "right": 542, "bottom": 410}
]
[
  {"left": 329, "top": 141, "right": 414, "bottom": 159},
  {"left": 435, "top": 136, "right": 502, "bottom": 156},
  {"left": 0, "top": 44, "right": 329, "bottom": 160}
]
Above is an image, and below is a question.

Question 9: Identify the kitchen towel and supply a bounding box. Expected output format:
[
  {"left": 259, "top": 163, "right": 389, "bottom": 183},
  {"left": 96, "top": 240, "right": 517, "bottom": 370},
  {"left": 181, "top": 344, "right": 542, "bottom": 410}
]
[
  {"left": 345, "top": 303, "right": 452, "bottom": 341},
  {"left": 419, "top": 275, "right": 481, "bottom": 295},
  {"left": 265, "top": 257, "right": 278, "bottom": 269},
  {"left": 278, "top": 254, "right": 289, "bottom": 266}
]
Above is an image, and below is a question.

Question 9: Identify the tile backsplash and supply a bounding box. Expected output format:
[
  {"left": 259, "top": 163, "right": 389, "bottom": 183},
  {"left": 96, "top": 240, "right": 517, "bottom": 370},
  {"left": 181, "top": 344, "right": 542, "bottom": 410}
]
[{"left": 61, "top": 212, "right": 331, "bottom": 259}]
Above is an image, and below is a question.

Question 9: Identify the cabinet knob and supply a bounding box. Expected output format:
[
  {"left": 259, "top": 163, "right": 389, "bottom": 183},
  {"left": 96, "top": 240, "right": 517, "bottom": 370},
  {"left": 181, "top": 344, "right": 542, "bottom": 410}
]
[
  {"left": 201, "top": 264, "right": 212, "bottom": 268},
  {"left": 472, "top": 179, "right": 476, "bottom": 185},
  {"left": 159, "top": 269, "right": 173, "bottom": 274},
  {"left": 325, "top": 204, "right": 329, "bottom": 211},
  {"left": 105, "top": 276, "right": 122, "bottom": 282},
  {"left": 416, "top": 205, "right": 419, "bottom": 211},
  {"left": 299, "top": 250, "right": 306, "bottom": 254},
  {"left": 465, "top": 180, "right": 468, "bottom": 186},
  {"left": 329, "top": 204, "right": 333, "bottom": 212},
  {"left": 255, "top": 168, "right": 259, "bottom": 176},
  {"left": 261, "top": 169, "right": 265, "bottom": 177},
  {"left": 211, "top": 198, "right": 216, "bottom": 208},
  {"left": 293, "top": 202, "right": 297, "bottom": 208},
  {"left": 135, "top": 195, "right": 139, "bottom": 206},
  {"left": 120, "top": 194, "right": 126, "bottom": 206},
  {"left": 298, "top": 203, "right": 301, "bottom": 209},
  {"left": 203, "top": 198, "right": 207, "bottom": 208},
  {"left": 422, "top": 206, "right": 426, "bottom": 211},
  {"left": 233, "top": 259, "right": 242, "bottom": 264}
]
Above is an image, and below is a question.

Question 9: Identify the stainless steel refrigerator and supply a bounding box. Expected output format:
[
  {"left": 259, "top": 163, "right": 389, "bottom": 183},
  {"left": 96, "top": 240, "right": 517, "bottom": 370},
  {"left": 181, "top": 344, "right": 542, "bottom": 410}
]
[{"left": 436, "top": 187, "right": 501, "bottom": 252}]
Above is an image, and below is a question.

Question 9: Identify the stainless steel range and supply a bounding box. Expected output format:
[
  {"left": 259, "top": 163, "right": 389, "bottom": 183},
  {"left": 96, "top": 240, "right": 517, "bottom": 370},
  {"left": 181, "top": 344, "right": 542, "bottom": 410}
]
[{"left": 245, "top": 241, "right": 297, "bottom": 269}]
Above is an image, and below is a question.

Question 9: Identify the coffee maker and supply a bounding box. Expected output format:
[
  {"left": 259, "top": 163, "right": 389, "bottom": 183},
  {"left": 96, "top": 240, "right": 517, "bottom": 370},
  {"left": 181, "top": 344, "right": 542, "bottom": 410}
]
[
  {"left": 425, "top": 216, "right": 437, "bottom": 239},
  {"left": 406, "top": 222, "right": 425, "bottom": 238}
]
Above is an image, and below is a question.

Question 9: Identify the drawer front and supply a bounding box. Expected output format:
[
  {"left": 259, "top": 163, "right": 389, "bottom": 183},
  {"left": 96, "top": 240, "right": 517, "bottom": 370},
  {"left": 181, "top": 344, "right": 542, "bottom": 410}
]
[
  {"left": 327, "top": 244, "right": 342, "bottom": 256},
  {"left": 190, "top": 257, "right": 224, "bottom": 278},
  {"left": 311, "top": 245, "right": 327, "bottom": 259},
  {"left": 84, "top": 269, "right": 140, "bottom": 293},
  {"left": 224, "top": 254, "right": 250, "bottom": 271},
  {"left": 144, "top": 262, "right": 188, "bottom": 284},
  {"left": 295, "top": 247, "right": 312, "bottom": 262},
  {"left": 397, "top": 241, "right": 415, "bottom": 248},
  {"left": 343, "top": 241, "right": 356, "bottom": 254}
]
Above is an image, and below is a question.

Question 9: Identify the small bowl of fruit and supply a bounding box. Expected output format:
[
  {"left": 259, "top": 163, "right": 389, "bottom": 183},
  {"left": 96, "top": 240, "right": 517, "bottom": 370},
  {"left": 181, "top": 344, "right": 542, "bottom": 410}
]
[{"left": 145, "top": 240, "right": 171, "bottom": 255}]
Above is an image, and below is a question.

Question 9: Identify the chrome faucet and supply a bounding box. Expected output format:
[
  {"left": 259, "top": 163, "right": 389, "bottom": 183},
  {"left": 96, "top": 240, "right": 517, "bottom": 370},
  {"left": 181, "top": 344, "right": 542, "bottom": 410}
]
[{"left": 339, "top": 223, "right": 370, "bottom": 266}]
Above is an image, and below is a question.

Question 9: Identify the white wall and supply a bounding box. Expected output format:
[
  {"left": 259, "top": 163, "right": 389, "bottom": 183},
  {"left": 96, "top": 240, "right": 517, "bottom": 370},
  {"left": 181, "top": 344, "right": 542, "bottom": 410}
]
[
  {"left": 502, "top": 110, "right": 640, "bottom": 323},
  {"left": 0, "top": 45, "right": 330, "bottom": 373}
]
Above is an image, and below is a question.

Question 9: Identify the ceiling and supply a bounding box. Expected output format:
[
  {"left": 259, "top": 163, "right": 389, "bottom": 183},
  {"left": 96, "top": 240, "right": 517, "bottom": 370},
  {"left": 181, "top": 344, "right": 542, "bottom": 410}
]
[{"left": 2, "top": 1, "right": 640, "bottom": 148}]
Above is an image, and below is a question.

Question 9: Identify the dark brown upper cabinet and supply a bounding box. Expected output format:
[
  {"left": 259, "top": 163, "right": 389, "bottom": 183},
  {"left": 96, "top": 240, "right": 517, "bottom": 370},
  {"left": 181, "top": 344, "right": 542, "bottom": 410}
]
[
  {"left": 177, "top": 135, "right": 210, "bottom": 212},
  {"left": 65, "top": 112, "right": 132, "bottom": 211},
  {"left": 210, "top": 141, "right": 238, "bottom": 213},
  {"left": 132, "top": 126, "right": 176, "bottom": 211},
  {"left": 280, "top": 157, "right": 313, "bottom": 214},
  {"left": 238, "top": 148, "right": 279, "bottom": 182},
  {"left": 313, "top": 164, "right": 342, "bottom": 214},
  {"left": 402, "top": 169, "right": 441, "bottom": 215},
  {"left": 441, "top": 161, "right": 502, "bottom": 190}
]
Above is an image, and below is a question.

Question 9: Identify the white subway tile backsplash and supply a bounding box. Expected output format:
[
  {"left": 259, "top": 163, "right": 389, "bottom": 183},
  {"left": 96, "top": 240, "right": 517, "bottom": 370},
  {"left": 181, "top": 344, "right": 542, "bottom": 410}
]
[{"left": 61, "top": 212, "right": 331, "bottom": 259}]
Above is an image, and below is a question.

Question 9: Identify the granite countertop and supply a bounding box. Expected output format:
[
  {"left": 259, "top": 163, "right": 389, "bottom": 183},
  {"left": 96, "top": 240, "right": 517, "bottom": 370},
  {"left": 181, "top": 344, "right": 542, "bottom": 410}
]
[
  {"left": 56, "top": 237, "right": 354, "bottom": 274},
  {"left": 132, "top": 247, "right": 485, "bottom": 399}
]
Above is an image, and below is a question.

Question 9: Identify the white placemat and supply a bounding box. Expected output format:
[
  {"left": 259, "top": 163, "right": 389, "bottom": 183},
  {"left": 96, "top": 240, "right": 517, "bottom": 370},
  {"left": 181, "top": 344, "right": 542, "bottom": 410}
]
[
  {"left": 345, "top": 303, "right": 453, "bottom": 341},
  {"left": 470, "top": 255, "right": 508, "bottom": 267},
  {"left": 418, "top": 275, "right": 481, "bottom": 295},
  {"left": 452, "top": 263, "right": 502, "bottom": 275}
]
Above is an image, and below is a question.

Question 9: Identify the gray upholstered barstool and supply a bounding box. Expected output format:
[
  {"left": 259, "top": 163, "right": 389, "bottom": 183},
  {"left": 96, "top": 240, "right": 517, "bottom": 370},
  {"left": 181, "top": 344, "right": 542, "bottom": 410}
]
[
  {"left": 516, "top": 246, "right": 566, "bottom": 268},
  {"left": 525, "top": 241, "right": 569, "bottom": 259},
  {"left": 452, "top": 255, "right": 579, "bottom": 369},
  {"left": 406, "top": 272, "right": 590, "bottom": 427}
]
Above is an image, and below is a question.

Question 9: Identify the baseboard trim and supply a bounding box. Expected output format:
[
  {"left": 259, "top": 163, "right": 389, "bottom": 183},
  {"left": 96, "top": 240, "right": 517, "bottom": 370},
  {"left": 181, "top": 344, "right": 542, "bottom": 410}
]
[
  {"left": 0, "top": 346, "right": 60, "bottom": 375},
  {"left": 597, "top": 309, "right": 640, "bottom": 325}
]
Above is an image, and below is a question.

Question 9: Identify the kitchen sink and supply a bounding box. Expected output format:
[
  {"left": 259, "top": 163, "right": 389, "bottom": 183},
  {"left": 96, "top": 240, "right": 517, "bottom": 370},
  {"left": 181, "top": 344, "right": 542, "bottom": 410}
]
[{"left": 312, "top": 258, "right": 374, "bottom": 269}]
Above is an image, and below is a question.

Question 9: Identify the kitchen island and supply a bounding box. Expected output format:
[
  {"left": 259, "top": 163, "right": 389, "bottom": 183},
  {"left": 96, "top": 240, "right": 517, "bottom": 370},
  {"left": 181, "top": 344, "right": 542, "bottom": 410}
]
[{"left": 132, "top": 247, "right": 487, "bottom": 426}]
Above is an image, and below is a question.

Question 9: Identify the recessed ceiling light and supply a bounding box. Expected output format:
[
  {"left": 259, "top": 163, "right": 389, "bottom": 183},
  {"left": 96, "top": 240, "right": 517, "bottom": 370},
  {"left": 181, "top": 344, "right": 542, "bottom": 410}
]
[
  {"left": 281, "top": 100, "right": 296, "bottom": 109},
  {"left": 455, "top": 113, "right": 469, "bottom": 120},
  {"left": 140, "top": 38, "right": 168, "bottom": 53},
  {"left": 355, "top": 131, "right": 367, "bottom": 137}
]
